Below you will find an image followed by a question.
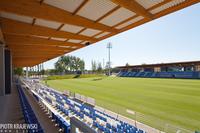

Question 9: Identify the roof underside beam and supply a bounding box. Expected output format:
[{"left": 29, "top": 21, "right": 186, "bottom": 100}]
[
  {"left": 0, "top": 28, "right": 5, "bottom": 44},
  {"left": 13, "top": 52, "right": 65, "bottom": 67},
  {"left": 13, "top": 59, "right": 47, "bottom": 67},
  {"left": 11, "top": 51, "right": 72, "bottom": 57},
  {"left": 111, "top": 0, "right": 153, "bottom": 19},
  {"left": 9, "top": 46, "right": 71, "bottom": 51},
  {"left": 0, "top": 0, "right": 118, "bottom": 32},
  {"left": 98, "top": 0, "right": 200, "bottom": 40},
  {"left": 0, "top": 18, "right": 97, "bottom": 42},
  {"left": 3, "top": 34, "right": 84, "bottom": 48}
]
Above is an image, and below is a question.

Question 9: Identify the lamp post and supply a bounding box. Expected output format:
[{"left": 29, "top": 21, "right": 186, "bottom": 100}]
[{"left": 107, "top": 42, "right": 112, "bottom": 76}]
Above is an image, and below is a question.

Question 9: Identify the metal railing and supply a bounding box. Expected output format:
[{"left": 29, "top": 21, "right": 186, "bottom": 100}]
[{"left": 133, "top": 112, "right": 194, "bottom": 133}]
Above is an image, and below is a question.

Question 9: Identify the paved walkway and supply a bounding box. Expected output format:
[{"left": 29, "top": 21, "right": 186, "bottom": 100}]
[
  {"left": 0, "top": 84, "right": 24, "bottom": 124},
  {"left": 0, "top": 83, "right": 60, "bottom": 133}
]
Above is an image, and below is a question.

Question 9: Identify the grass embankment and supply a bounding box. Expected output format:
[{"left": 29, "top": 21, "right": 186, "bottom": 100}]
[{"left": 46, "top": 74, "right": 105, "bottom": 80}]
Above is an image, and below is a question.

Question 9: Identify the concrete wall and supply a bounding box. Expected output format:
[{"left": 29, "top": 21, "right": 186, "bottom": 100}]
[
  {"left": 0, "top": 28, "right": 12, "bottom": 96},
  {"left": 5, "top": 49, "right": 12, "bottom": 94},
  {"left": 0, "top": 44, "right": 5, "bottom": 96}
]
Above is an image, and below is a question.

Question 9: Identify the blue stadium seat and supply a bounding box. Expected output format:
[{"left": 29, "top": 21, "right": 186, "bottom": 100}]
[
  {"left": 118, "top": 70, "right": 200, "bottom": 79},
  {"left": 17, "top": 84, "right": 44, "bottom": 133}
]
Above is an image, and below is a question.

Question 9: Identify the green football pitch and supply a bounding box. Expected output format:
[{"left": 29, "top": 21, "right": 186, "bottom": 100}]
[{"left": 46, "top": 77, "right": 200, "bottom": 131}]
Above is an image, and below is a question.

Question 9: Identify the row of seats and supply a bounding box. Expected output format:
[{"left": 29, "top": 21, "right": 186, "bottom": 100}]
[
  {"left": 51, "top": 113, "right": 70, "bottom": 133},
  {"left": 118, "top": 71, "right": 200, "bottom": 79},
  {"left": 17, "top": 83, "right": 44, "bottom": 133},
  {"left": 32, "top": 86, "right": 71, "bottom": 133},
  {"left": 34, "top": 83, "right": 146, "bottom": 133}
]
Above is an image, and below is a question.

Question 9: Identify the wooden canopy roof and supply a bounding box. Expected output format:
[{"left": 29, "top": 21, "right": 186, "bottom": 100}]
[{"left": 0, "top": 0, "right": 199, "bottom": 67}]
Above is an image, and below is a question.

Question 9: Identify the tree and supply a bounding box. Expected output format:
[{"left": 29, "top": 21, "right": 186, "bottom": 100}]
[
  {"left": 97, "top": 62, "right": 102, "bottom": 73},
  {"left": 105, "top": 62, "right": 108, "bottom": 70},
  {"left": 40, "top": 69, "right": 45, "bottom": 75},
  {"left": 80, "top": 60, "right": 85, "bottom": 72},
  {"left": 55, "top": 56, "right": 65, "bottom": 74},
  {"left": 69, "top": 56, "right": 75, "bottom": 71},
  {"left": 55, "top": 55, "right": 85, "bottom": 74},
  {"left": 63, "top": 56, "right": 70, "bottom": 71},
  {"left": 73, "top": 57, "right": 85, "bottom": 72},
  {"left": 14, "top": 67, "right": 23, "bottom": 76},
  {"left": 91, "top": 60, "right": 97, "bottom": 72},
  {"left": 74, "top": 56, "right": 80, "bottom": 71}
]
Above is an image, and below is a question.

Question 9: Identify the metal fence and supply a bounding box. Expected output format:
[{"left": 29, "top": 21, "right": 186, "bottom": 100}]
[
  {"left": 164, "top": 124, "right": 194, "bottom": 133},
  {"left": 128, "top": 111, "right": 194, "bottom": 133}
]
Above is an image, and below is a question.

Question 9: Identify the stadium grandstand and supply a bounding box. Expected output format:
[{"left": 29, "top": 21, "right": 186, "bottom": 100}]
[
  {"left": 0, "top": 0, "right": 200, "bottom": 133},
  {"left": 116, "top": 61, "right": 200, "bottom": 79}
]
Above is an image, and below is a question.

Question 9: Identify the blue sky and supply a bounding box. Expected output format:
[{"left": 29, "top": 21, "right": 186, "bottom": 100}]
[{"left": 44, "top": 3, "right": 200, "bottom": 70}]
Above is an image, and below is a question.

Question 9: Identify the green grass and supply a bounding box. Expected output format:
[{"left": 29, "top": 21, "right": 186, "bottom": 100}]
[{"left": 46, "top": 77, "right": 200, "bottom": 131}]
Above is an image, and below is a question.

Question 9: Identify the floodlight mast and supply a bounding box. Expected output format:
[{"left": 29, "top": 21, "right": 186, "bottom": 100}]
[{"left": 107, "top": 42, "right": 112, "bottom": 76}]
